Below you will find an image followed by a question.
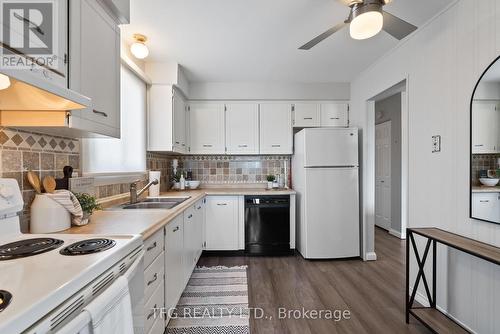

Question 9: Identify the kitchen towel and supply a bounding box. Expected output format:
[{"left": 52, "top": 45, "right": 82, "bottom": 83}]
[
  {"left": 149, "top": 171, "right": 161, "bottom": 197},
  {"left": 45, "top": 190, "right": 84, "bottom": 226},
  {"left": 83, "top": 276, "right": 134, "bottom": 334}
]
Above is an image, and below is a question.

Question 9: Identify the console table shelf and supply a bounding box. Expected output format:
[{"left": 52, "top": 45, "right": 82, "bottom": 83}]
[{"left": 406, "top": 227, "right": 500, "bottom": 333}]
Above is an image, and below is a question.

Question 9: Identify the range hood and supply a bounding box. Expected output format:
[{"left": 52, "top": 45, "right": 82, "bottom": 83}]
[{"left": 0, "top": 69, "right": 90, "bottom": 127}]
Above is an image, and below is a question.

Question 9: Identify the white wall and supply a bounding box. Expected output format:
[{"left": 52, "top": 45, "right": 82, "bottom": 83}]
[
  {"left": 350, "top": 0, "right": 500, "bottom": 333},
  {"left": 189, "top": 82, "right": 350, "bottom": 100}
]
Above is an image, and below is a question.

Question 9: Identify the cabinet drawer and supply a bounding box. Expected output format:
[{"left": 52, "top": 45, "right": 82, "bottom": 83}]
[
  {"left": 144, "top": 281, "right": 164, "bottom": 334},
  {"left": 144, "top": 229, "right": 164, "bottom": 268},
  {"left": 144, "top": 251, "right": 164, "bottom": 302}
]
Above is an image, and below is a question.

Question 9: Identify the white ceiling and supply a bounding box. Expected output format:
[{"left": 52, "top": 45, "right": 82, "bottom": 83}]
[{"left": 121, "top": 0, "right": 454, "bottom": 83}]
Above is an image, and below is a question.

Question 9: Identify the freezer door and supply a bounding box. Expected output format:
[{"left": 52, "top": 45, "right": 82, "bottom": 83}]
[
  {"left": 304, "top": 167, "right": 360, "bottom": 258},
  {"left": 303, "top": 128, "right": 358, "bottom": 167}
]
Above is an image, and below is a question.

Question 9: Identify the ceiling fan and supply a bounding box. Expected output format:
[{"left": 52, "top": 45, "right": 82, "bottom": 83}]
[{"left": 299, "top": 0, "right": 417, "bottom": 50}]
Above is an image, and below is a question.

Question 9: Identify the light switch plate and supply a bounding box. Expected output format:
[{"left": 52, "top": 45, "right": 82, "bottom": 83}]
[{"left": 432, "top": 135, "right": 441, "bottom": 153}]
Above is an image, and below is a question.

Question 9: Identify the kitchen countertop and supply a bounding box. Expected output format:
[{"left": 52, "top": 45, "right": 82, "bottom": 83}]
[
  {"left": 61, "top": 188, "right": 295, "bottom": 239},
  {"left": 472, "top": 186, "right": 500, "bottom": 193}
]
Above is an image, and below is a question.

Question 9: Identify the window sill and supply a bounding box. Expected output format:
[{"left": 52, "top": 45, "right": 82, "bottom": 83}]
[{"left": 82, "top": 172, "right": 148, "bottom": 186}]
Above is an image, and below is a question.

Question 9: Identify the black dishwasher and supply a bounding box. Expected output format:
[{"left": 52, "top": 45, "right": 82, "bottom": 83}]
[{"left": 244, "top": 195, "right": 291, "bottom": 256}]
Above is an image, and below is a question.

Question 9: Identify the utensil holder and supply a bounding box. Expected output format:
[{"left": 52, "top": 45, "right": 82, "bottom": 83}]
[{"left": 30, "top": 194, "right": 71, "bottom": 233}]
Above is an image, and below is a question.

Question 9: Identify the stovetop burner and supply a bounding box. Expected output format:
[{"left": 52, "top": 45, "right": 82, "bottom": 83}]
[
  {"left": 0, "top": 238, "right": 64, "bottom": 260},
  {"left": 60, "top": 238, "right": 116, "bottom": 256},
  {"left": 0, "top": 290, "right": 12, "bottom": 312}
]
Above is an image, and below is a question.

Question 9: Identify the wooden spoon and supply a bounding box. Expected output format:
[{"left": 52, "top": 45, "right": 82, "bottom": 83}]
[
  {"left": 27, "top": 171, "right": 42, "bottom": 194},
  {"left": 42, "top": 176, "right": 56, "bottom": 193}
]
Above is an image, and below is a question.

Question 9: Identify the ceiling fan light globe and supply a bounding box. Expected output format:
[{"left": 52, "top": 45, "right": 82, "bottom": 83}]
[
  {"left": 130, "top": 42, "right": 149, "bottom": 59},
  {"left": 350, "top": 10, "right": 383, "bottom": 40}
]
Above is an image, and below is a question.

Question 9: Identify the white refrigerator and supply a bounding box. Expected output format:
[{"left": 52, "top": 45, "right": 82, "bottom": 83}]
[{"left": 292, "top": 128, "right": 360, "bottom": 259}]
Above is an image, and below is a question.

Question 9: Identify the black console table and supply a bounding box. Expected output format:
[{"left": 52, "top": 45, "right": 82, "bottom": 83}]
[{"left": 406, "top": 227, "right": 500, "bottom": 333}]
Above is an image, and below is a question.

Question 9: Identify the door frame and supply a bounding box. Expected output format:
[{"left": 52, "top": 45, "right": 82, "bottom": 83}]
[
  {"left": 364, "top": 78, "right": 409, "bottom": 260},
  {"left": 375, "top": 120, "right": 392, "bottom": 231}
]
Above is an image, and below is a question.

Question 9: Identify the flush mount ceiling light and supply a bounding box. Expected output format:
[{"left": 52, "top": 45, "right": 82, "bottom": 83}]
[
  {"left": 130, "top": 34, "right": 149, "bottom": 59},
  {"left": 299, "top": 0, "right": 417, "bottom": 50},
  {"left": 0, "top": 74, "right": 11, "bottom": 90}
]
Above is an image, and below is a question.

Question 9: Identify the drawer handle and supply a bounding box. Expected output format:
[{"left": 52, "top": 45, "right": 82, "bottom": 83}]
[
  {"left": 93, "top": 109, "right": 108, "bottom": 117},
  {"left": 175, "top": 141, "right": 180, "bottom": 144},
  {"left": 197, "top": 206, "right": 202, "bottom": 210},
  {"left": 271, "top": 144, "right": 281, "bottom": 147},
  {"left": 217, "top": 203, "right": 227, "bottom": 206},
  {"left": 330, "top": 117, "right": 340, "bottom": 120},
  {"left": 182, "top": 143, "right": 186, "bottom": 146},
  {"left": 147, "top": 273, "right": 158, "bottom": 286},
  {"left": 303, "top": 117, "right": 313, "bottom": 120},
  {"left": 188, "top": 214, "right": 193, "bottom": 219},
  {"left": 238, "top": 144, "right": 248, "bottom": 147},
  {"left": 173, "top": 226, "right": 180, "bottom": 232},
  {"left": 147, "top": 305, "right": 156, "bottom": 320},
  {"left": 474, "top": 144, "right": 484, "bottom": 147},
  {"left": 146, "top": 242, "right": 157, "bottom": 251},
  {"left": 479, "top": 200, "right": 490, "bottom": 203},
  {"left": 203, "top": 144, "right": 213, "bottom": 147}
]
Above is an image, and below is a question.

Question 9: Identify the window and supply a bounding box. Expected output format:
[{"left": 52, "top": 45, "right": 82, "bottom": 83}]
[{"left": 81, "top": 65, "right": 147, "bottom": 175}]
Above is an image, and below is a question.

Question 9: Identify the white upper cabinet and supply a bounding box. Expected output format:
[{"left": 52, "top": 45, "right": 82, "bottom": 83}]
[
  {"left": 472, "top": 102, "right": 500, "bottom": 154},
  {"left": 69, "top": 0, "right": 121, "bottom": 137},
  {"left": 225, "top": 103, "right": 259, "bottom": 154},
  {"left": 189, "top": 102, "right": 225, "bottom": 154},
  {"left": 148, "top": 85, "right": 187, "bottom": 153},
  {"left": 293, "top": 103, "right": 320, "bottom": 128},
  {"left": 259, "top": 103, "right": 293, "bottom": 154},
  {"left": 320, "top": 103, "right": 349, "bottom": 127}
]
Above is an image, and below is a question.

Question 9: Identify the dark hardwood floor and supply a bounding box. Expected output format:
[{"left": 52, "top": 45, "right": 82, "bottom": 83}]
[{"left": 197, "top": 227, "right": 430, "bottom": 334}]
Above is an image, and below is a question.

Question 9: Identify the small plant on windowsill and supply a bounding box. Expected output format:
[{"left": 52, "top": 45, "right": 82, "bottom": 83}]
[
  {"left": 266, "top": 175, "right": 275, "bottom": 190},
  {"left": 74, "top": 193, "right": 101, "bottom": 225},
  {"left": 172, "top": 171, "right": 182, "bottom": 190}
]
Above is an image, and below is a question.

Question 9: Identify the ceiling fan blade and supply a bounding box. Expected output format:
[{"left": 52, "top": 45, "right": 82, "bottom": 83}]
[
  {"left": 382, "top": 11, "right": 417, "bottom": 40},
  {"left": 299, "top": 22, "right": 347, "bottom": 50}
]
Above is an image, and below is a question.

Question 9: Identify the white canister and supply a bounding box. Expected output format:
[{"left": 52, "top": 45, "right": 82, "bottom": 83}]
[
  {"left": 30, "top": 194, "right": 71, "bottom": 233},
  {"left": 149, "top": 171, "right": 161, "bottom": 197}
]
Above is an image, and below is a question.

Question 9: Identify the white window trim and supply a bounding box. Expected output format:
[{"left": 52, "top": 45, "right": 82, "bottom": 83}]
[{"left": 82, "top": 172, "right": 148, "bottom": 186}]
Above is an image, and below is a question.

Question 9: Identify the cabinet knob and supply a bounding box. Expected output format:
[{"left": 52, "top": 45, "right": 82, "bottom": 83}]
[
  {"left": 188, "top": 214, "right": 193, "bottom": 219},
  {"left": 330, "top": 117, "right": 340, "bottom": 120},
  {"left": 93, "top": 109, "right": 108, "bottom": 118},
  {"left": 271, "top": 144, "right": 281, "bottom": 147},
  {"left": 303, "top": 117, "right": 313, "bottom": 120},
  {"left": 173, "top": 226, "right": 180, "bottom": 232},
  {"left": 146, "top": 242, "right": 157, "bottom": 251},
  {"left": 147, "top": 273, "right": 158, "bottom": 286},
  {"left": 217, "top": 203, "right": 227, "bottom": 206},
  {"left": 238, "top": 144, "right": 248, "bottom": 147},
  {"left": 203, "top": 144, "right": 213, "bottom": 147}
]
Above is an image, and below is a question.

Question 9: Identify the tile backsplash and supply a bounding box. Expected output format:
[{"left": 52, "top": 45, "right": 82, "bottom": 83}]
[
  {"left": 471, "top": 154, "right": 500, "bottom": 185},
  {"left": 0, "top": 127, "right": 80, "bottom": 231}
]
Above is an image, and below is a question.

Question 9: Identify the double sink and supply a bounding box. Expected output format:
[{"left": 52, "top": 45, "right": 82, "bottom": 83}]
[{"left": 116, "top": 196, "right": 190, "bottom": 210}]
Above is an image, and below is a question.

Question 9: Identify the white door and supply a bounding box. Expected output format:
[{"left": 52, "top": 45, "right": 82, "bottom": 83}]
[
  {"left": 320, "top": 103, "right": 349, "bottom": 127},
  {"left": 225, "top": 103, "right": 259, "bottom": 154},
  {"left": 375, "top": 121, "right": 392, "bottom": 230},
  {"left": 304, "top": 167, "right": 359, "bottom": 258},
  {"left": 302, "top": 128, "right": 358, "bottom": 167},
  {"left": 189, "top": 103, "right": 225, "bottom": 154},
  {"left": 293, "top": 103, "right": 320, "bottom": 127},
  {"left": 259, "top": 103, "right": 293, "bottom": 154},
  {"left": 205, "top": 196, "right": 239, "bottom": 250}
]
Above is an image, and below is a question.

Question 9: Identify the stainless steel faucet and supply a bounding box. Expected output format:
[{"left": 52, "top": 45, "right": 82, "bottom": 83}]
[{"left": 130, "top": 179, "right": 159, "bottom": 204}]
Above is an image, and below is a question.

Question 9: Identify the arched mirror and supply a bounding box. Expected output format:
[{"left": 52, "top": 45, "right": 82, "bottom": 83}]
[{"left": 471, "top": 56, "right": 500, "bottom": 224}]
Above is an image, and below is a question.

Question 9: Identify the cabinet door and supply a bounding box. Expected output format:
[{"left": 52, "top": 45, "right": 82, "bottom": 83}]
[
  {"left": 148, "top": 85, "right": 174, "bottom": 151},
  {"left": 164, "top": 216, "right": 184, "bottom": 314},
  {"left": 70, "top": 0, "right": 120, "bottom": 136},
  {"left": 320, "top": 103, "right": 349, "bottom": 127},
  {"left": 225, "top": 103, "right": 259, "bottom": 154},
  {"left": 259, "top": 103, "right": 293, "bottom": 154},
  {"left": 293, "top": 103, "right": 320, "bottom": 127},
  {"left": 183, "top": 206, "right": 197, "bottom": 276},
  {"left": 173, "top": 91, "right": 187, "bottom": 153},
  {"left": 189, "top": 103, "right": 225, "bottom": 154},
  {"left": 205, "top": 196, "right": 239, "bottom": 250},
  {"left": 194, "top": 199, "right": 205, "bottom": 259},
  {"left": 472, "top": 193, "right": 500, "bottom": 222},
  {"left": 472, "top": 103, "right": 500, "bottom": 153}
]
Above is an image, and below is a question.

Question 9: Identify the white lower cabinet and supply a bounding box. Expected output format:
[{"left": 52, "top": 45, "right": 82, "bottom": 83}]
[
  {"left": 145, "top": 283, "right": 164, "bottom": 333},
  {"left": 472, "top": 192, "right": 500, "bottom": 222},
  {"left": 205, "top": 196, "right": 239, "bottom": 250},
  {"left": 164, "top": 215, "right": 184, "bottom": 318}
]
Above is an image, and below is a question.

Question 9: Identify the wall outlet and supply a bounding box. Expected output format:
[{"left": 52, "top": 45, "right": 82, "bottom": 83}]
[{"left": 432, "top": 135, "right": 441, "bottom": 153}]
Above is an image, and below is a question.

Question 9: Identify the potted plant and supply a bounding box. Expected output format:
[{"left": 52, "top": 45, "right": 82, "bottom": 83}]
[
  {"left": 74, "top": 193, "right": 101, "bottom": 225},
  {"left": 266, "top": 175, "right": 275, "bottom": 189},
  {"left": 172, "top": 171, "right": 182, "bottom": 190}
]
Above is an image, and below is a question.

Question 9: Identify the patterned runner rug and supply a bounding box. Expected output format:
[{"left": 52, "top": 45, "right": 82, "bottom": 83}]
[{"left": 166, "top": 266, "right": 250, "bottom": 334}]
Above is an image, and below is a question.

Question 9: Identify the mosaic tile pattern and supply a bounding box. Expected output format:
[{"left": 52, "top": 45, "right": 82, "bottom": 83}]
[
  {"left": 94, "top": 179, "right": 148, "bottom": 199},
  {"left": 0, "top": 127, "right": 80, "bottom": 232},
  {"left": 471, "top": 154, "right": 500, "bottom": 185}
]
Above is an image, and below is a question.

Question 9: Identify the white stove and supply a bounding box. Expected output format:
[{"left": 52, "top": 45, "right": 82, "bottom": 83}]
[{"left": 0, "top": 179, "right": 144, "bottom": 334}]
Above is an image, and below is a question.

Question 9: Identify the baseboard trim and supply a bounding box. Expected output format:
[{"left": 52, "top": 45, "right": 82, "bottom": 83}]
[
  {"left": 389, "top": 229, "right": 405, "bottom": 239},
  {"left": 365, "top": 252, "right": 377, "bottom": 261}
]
